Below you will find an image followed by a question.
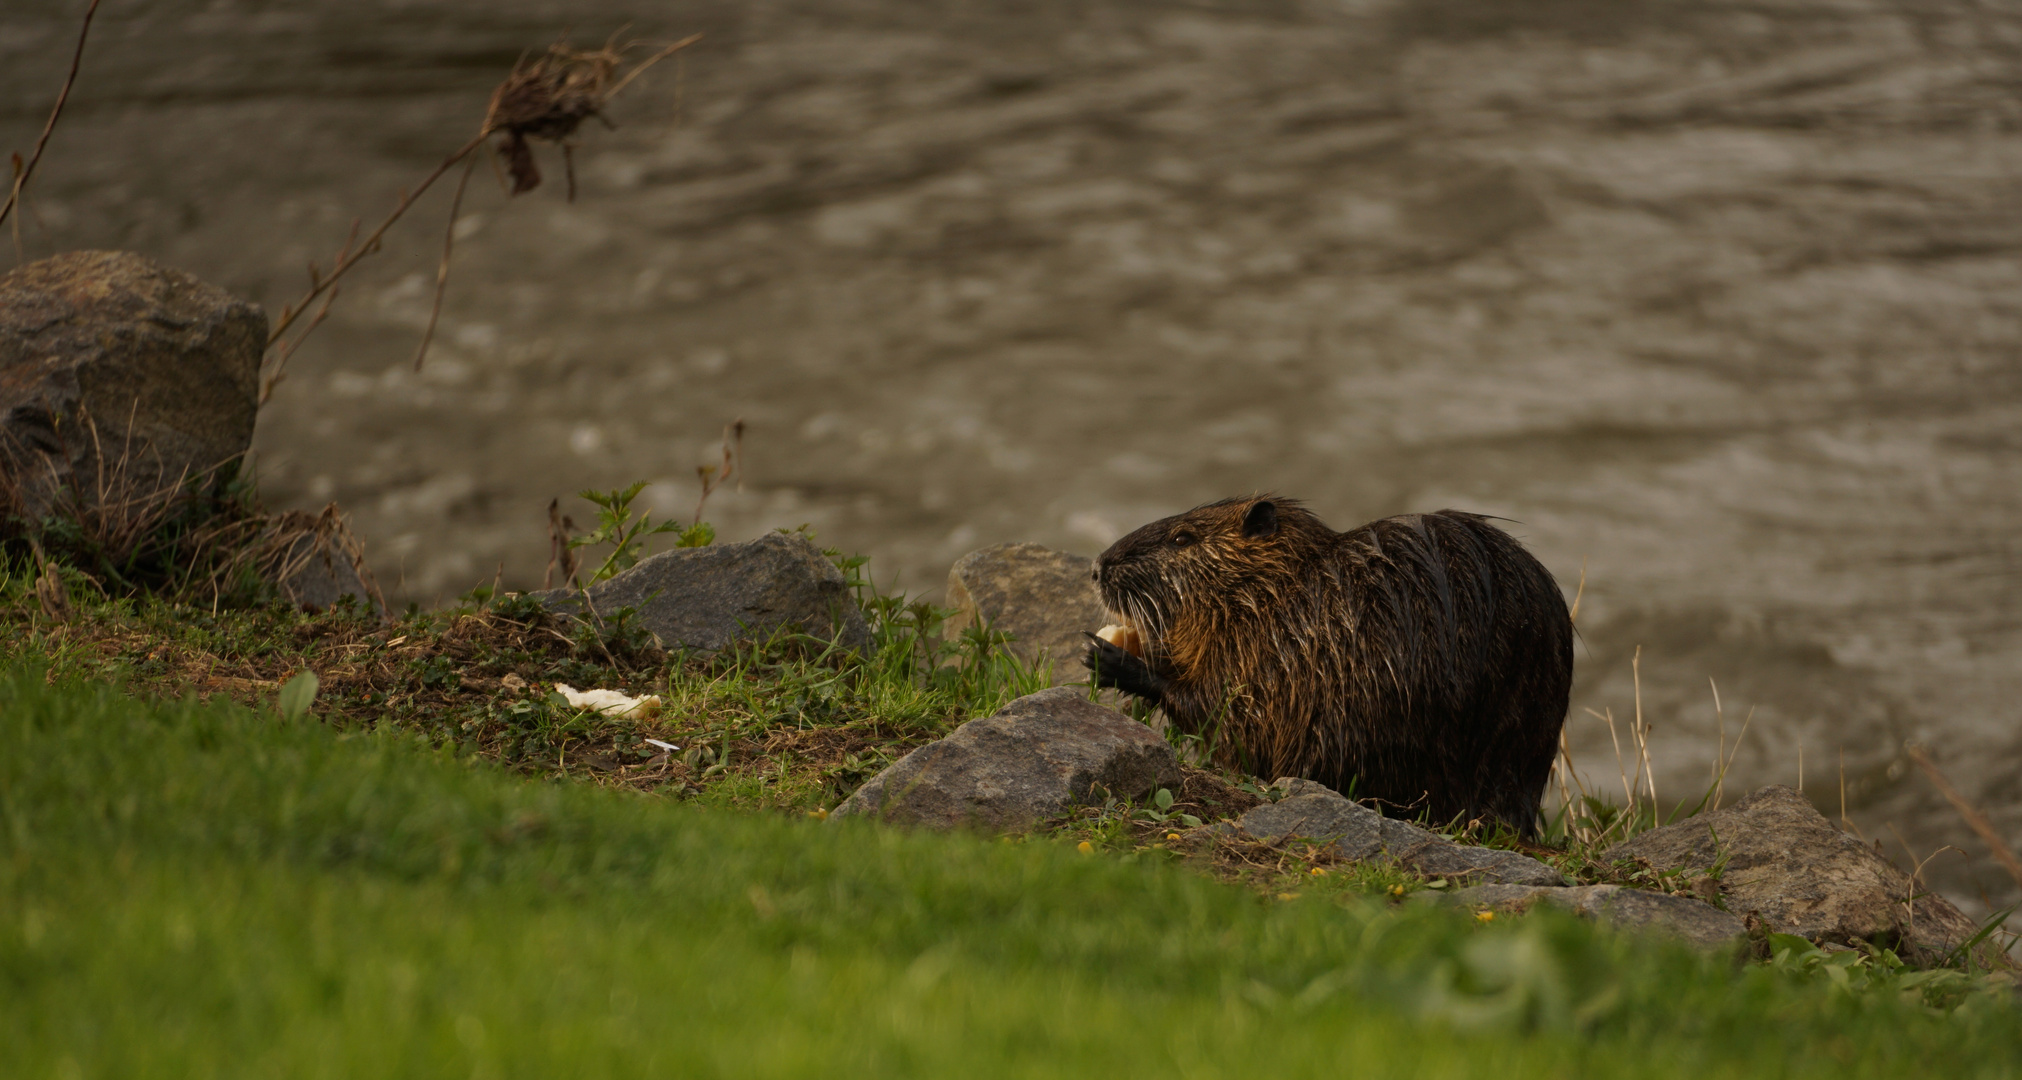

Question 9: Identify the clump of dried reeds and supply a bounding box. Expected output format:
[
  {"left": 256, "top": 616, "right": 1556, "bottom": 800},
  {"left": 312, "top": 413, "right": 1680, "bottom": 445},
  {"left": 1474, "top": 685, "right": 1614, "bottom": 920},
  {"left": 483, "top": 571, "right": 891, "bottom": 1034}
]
[
  {"left": 0, "top": 413, "right": 273, "bottom": 607},
  {"left": 483, "top": 35, "right": 696, "bottom": 198}
]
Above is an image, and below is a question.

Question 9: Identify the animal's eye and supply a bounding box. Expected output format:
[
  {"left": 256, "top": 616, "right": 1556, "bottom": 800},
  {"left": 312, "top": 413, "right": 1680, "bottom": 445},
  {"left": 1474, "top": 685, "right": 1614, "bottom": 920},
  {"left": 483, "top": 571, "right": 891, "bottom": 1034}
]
[{"left": 1172, "top": 531, "right": 1196, "bottom": 547}]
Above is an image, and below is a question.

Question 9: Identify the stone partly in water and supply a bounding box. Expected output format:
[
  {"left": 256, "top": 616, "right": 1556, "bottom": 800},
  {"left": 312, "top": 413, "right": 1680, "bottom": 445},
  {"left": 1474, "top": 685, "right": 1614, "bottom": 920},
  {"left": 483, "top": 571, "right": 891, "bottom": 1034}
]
[
  {"left": 943, "top": 542, "right": 1107, "bottom": 684},
  {"left": 1443, "top": 883, "right": 1749, "bottom": 952},
  {"left": 0, "top": 251, "right": 265, "bottom": 515},
  {"left": 833, "top": 686, "right": 1180, "bottom": 830},
  {"left": 536, "top": 532, "right": 872, "bottom": 654},
  {"left": 1604, "top": 785, "right": 1985, "bottom": 965},
  {"left": 1238, "top": 778, "right": 1566, "bottom": 888}
]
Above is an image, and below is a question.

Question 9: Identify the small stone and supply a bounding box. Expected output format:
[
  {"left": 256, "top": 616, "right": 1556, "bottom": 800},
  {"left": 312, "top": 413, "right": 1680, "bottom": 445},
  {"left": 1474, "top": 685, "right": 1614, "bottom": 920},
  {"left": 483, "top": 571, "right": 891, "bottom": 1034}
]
[
  {"left": 1604, "top": 785, "right": 1986, "bottom": 965},
  {"left": 262, "top": 506, "right": 383, "bottom": 616},
  {"left": 1444, "top": 883, "right": 1749, "bottom": 951},
  {"left": 832, "top": 686, "right": 1180, "bottom": 830},
  {"left": 536, "top": 532, "right": 871, "bottom": 654},
  {"left": 1269, "top": 777, "right": 1342, "bottom": 800},
  {"left": 944, "top": 543, "right": 1108, "bottom": 684},
  {"left": 1237, "top": 779, "right": 1565, "bottom": 886},
  {"left": 1239, "top": 791, "right": 1393, "bottom": 860},
  {"left": 1393, "top": 840, "right": 1568, "bottom": 888}
]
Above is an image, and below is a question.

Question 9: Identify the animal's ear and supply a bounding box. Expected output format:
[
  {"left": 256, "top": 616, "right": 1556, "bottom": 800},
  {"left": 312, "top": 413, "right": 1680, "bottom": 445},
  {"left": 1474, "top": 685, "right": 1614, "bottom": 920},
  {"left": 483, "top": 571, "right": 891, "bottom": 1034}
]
[{"left": 1241, "top": 499, "right": 1278, "bottom": 539}]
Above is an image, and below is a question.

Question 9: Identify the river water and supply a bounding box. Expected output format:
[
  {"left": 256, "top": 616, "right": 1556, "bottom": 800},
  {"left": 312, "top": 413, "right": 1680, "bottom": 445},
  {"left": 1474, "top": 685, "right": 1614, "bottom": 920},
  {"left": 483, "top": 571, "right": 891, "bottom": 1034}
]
[{"left": 6, "top": 0, "right": 2020, "bottom": 913}]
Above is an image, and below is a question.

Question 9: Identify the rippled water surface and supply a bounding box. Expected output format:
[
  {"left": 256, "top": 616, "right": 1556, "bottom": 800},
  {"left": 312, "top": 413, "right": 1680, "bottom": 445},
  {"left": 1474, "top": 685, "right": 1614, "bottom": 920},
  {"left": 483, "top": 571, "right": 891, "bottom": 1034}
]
[{"left": 6, "top": 0, "right": 2020, "bottom": 911}]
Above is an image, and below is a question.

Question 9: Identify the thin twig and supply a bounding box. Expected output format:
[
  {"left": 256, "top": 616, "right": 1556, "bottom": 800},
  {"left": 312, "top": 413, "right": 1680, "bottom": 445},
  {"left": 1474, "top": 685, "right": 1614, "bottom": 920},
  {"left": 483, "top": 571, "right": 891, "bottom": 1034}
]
[
  {"left": 1907, "top": 744, "right": 2022, "bottom": 892},
  {"left": 262, "top": 133, "right": 487, "bottom": 360},
  {"left": 0, "top": 0, "right": 102, "bottom": 231},
  {"left": 1591, "top": 706, "right": 1633, "bottom": 818},
  {"left": 605, "top": 33, "right": 704, "bottom": 98},
  {"left": 413, "top": 151, "right": 480, "bottom": 371},
  {"left": 259, "top": 286, "right": 338, "bottom": 404},
  {"left": 1717, "top": 705, "right": 1756, "bottom": 810}
]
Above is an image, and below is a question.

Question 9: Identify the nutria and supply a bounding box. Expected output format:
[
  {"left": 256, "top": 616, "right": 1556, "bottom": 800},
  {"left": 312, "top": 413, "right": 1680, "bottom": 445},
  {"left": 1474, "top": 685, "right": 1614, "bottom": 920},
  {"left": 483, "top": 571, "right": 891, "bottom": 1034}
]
[{"left": 1082, "top": 496, "right": 1572, "bottom": 836}]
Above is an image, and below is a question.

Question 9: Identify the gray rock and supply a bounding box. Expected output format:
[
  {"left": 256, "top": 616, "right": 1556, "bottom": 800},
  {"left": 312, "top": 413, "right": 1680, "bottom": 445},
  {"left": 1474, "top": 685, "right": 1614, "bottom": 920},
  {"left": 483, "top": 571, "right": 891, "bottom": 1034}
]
[
  {"left": 1604, "top": 785, "right": 1985, "bottom": 965},
  {"left": 832, "top": 686, "right": 1179, "bottom": 830},
  {"left": 1444, "top": 884, "right": 1748, "bottom": 951},
  {"left": 1269, "top": 777, "right": 1345, "bottom": 800},
  {"left": 0, "top": 251, "right": 264, "bottom": 516},
  {"left": 537, "top": 532, "right": 871, "bottom": 654},
  {"left": 1399, "top": 841, "right": 1569, "bottom": 888},
  {"left": 263, "top": 506, "right": 384, "bottom": 616},
  {"left": 1239, "top": 792, "right": 1400, "bottom": 860},
  {"left": 943, "top": 542, "right": 1107, "bottom": 683},
  {"left": 1238, "top": 779, "right": 1565, "bottom": 886}
]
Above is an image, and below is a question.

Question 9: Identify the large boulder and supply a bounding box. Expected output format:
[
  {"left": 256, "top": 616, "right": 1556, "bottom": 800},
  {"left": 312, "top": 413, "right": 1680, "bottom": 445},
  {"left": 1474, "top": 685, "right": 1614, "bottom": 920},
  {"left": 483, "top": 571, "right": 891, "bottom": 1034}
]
[
  {"left": 1239, "top": 779, "right": 1566, "bottom": 887},
  {"left": 832, "top": 686, "right": 1180, "bottom": 830},
  {"left": 1443, "top": 883, "right": 1748, "bottom": 951},
  {"left": 1604, "top": 785, "right": 1984, "bottom": 965},
  {"left": 943, "top": 542, "right": 1107, "bottom": 683},
  {"left": 0, "top": 251, "right": 264, "bottom": 515},
  {"left": 537, "top": 532, "right": 871, "bottom": 653}
]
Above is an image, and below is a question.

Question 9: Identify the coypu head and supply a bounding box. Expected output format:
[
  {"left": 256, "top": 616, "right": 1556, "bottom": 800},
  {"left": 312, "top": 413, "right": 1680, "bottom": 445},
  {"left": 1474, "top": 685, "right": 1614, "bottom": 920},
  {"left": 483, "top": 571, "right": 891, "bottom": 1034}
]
[{"left": 1091, "top": 495, "right": 1332, "bottom": 665}]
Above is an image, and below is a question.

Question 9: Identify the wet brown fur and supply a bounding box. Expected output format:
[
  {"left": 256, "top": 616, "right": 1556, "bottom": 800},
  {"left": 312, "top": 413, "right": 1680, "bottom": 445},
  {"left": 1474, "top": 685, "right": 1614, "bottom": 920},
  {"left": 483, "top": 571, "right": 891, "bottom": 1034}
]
[{"left": 1085, "top": 496, "right": 1572, "bottom": 836}]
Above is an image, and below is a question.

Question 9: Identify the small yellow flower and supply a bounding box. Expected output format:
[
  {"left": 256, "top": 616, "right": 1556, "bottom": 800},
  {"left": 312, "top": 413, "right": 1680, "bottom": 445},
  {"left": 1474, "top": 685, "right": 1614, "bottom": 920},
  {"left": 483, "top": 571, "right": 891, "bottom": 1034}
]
[
  {"left": 1389, "top": 884, "right": 1406, "bottom": 897},
  {"left": 1309, "top": 867, "right": 1328, "bottom": 876},
  {"left": 1475, "top": 910, "right": 1496, "bottom": 923},
  {"left": 1077, "top": 840, "right": 1094, "bottom": 854},
  {"left": 807, "top": 808, "right": 829, "bottom": 820},
  {"left": 1166, "top": 832, "right": 1182, "bottom": 841}
]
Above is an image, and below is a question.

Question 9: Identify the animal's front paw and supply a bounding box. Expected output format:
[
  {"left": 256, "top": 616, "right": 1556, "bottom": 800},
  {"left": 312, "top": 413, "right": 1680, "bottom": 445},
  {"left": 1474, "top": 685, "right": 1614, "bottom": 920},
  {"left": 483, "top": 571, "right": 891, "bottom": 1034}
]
[{"left": 1082, "top": 633, "right": 1164, "bottom": 703}]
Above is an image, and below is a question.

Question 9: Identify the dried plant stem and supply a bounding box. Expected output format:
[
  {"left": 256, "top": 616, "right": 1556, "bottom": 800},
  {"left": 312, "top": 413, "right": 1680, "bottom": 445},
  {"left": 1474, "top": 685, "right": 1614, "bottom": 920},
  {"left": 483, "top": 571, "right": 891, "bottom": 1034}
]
[
  {"left": 259, "top": 285, "right": 338, "bottom": 402},
  {"left": 1709, "top": 677, "right": 1725, "bottom": 791},
  {"left": 1907, "top": 744, "right": 2022, "bottom": 893},
  {"left": 413, "top": 151, "right": 480, "bottom": 370},
  {"left": 1715, "top": 705, "right": 1756, "bottom": 811},
  {"left": 1567, "top": 556, "right": 1587, "bottom": 625},
  {"left": 0, "top": 0, "right": 101, "bottom": 232},
  {"left": 1839, "top": 748, "right": 1850, "bottom": 829},
  {"left": 1633, "top": 646, "right": 1657, "bottom": 816},
  {"left": 693, "top": 419, "right": 745, "bottom": 527},
  {"left": 260, "top": 133, "right": 488, "bottom": 401},
  {"left": 256, "top": 31, "right": 700, "bottom": 404},
  {"left": 1591, "top": 706, "right": 1633, "bottom": 816},
  {"left": 544, "top": 498, "right": 579, "bottom": 590},
  {"left": 605, "top": 34, "right": 704, "bottom": 98}
]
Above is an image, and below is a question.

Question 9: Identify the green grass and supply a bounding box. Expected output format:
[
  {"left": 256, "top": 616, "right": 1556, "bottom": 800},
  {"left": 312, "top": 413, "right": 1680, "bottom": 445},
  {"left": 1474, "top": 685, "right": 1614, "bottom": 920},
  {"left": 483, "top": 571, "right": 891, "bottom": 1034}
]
[{"left": 3, "top": 670, "right": 2019, "bottom": 1078}]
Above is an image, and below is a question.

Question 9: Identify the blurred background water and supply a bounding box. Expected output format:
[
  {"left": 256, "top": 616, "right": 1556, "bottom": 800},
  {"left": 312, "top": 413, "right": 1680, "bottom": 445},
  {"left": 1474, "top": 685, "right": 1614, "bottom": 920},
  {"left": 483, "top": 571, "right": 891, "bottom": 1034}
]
[{"left": 5, "top": 0, "right": 2019, "bottom": 912}]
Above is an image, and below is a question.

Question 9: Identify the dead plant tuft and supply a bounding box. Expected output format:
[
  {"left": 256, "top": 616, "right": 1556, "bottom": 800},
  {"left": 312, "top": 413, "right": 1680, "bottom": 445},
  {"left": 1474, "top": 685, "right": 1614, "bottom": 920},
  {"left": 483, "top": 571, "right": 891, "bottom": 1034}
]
[
  {"left": 544, "top": 497, "right": 581, "bottom": 590},
  {"left": 480, "top": 34, "right": 696, "bottom": 198}
]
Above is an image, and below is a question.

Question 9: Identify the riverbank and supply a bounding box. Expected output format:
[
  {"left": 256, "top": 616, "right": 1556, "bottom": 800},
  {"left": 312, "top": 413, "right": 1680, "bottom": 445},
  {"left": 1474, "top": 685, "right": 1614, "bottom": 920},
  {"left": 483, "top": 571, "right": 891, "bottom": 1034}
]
[{"left": 5, "top": 662, "right": 2021, "bottom": 1077}]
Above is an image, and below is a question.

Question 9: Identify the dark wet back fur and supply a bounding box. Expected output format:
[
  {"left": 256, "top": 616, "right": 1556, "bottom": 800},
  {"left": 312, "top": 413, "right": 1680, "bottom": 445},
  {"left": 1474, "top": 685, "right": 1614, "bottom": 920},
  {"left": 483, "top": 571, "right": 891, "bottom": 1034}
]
[{"left": 1090, "top": 496, "right": 1572, "bottom": 835}]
